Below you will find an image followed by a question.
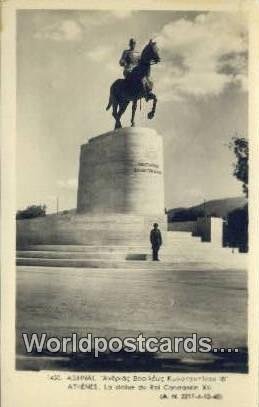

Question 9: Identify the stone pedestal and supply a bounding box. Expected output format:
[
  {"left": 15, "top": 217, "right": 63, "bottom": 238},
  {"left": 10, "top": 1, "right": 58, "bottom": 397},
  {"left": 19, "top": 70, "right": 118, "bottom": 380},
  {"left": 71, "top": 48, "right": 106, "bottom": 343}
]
[
  {"left": 77, "top": 127, "right": 164, "bottom": 215},
  {"left": 17, "top": 127, "right": 167, "bottom": 248}
]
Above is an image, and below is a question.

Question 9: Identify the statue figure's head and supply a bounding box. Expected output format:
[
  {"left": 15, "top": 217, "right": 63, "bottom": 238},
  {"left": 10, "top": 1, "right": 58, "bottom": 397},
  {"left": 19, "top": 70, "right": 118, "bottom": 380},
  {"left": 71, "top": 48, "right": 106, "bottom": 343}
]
[{"left": 129, "top": 38, "right": 136, "bottom": 50}]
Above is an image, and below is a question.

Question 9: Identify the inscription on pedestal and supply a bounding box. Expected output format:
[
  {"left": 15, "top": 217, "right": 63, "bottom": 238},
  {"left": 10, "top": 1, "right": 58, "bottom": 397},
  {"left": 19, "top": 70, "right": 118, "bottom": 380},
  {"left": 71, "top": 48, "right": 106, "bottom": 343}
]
[{"left": 134, "top": 162, "right": 162, "bottom": 174}]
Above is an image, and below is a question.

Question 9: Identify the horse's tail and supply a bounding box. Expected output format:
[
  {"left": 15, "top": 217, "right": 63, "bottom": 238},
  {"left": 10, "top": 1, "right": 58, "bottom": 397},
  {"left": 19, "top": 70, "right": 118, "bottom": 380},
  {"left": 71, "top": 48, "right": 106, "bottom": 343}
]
[
  {"left": 106, "top": 80, "right": 123, "bottom": 110},
  {"left": 106, "top": 85, "right": 115, "bottom": 111},
  {"left": 106, "top": 92, "right": 112, "bottom": 111}
]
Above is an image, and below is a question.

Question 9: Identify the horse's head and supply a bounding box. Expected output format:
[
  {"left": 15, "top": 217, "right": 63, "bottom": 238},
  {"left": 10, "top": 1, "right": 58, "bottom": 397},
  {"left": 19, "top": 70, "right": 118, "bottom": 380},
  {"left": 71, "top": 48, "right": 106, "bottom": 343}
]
[{"left": 141, "top": 40, "right": 161, "bottom": 65}]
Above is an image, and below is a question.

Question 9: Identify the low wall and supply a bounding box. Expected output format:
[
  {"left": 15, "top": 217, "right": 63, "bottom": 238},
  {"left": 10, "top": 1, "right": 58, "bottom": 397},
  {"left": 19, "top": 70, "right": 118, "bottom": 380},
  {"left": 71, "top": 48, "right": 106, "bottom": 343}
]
[
  {"left": 168, "top": 221, "right": 196, "bottom": 233},
  {"left": 196, "top": 217, "right": 223, "bottom": 246},
  {"left": 16, "top": 213, "right": 167, "bottom": 247},
  {"left": 168, "top": 217, "right": 224, "bottom": 246}
]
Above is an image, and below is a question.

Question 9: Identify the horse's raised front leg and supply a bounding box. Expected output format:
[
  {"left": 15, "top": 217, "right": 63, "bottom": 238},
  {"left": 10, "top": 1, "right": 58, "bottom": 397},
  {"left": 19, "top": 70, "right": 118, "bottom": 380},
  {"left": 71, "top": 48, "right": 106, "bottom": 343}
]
[
  {"left": 146, "top": 92, "right": 157, "bottom": 119},
  {"left": 131, "top": 100, "right": 137, "bottom": 127}
]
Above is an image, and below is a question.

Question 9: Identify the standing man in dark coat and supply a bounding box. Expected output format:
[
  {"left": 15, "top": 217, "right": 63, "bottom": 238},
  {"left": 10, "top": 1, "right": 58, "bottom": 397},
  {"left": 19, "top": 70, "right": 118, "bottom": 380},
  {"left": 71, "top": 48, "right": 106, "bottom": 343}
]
[{"left": 150, "top": 223, "right": 162, "bottom": 261}]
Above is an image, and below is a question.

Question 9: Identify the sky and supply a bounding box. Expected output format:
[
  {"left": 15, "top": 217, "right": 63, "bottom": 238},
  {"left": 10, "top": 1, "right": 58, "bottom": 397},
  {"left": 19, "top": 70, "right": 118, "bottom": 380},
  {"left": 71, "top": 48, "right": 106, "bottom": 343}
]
[{"left": 17, "top": 9, "right": 248, "bottom": 213}]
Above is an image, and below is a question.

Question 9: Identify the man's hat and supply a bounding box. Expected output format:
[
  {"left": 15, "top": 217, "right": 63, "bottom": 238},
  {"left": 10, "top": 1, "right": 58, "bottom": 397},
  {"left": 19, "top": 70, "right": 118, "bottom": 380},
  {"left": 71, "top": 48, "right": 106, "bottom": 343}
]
[{"left": 153, "top": 223, "right": 159, "bottom": 227}]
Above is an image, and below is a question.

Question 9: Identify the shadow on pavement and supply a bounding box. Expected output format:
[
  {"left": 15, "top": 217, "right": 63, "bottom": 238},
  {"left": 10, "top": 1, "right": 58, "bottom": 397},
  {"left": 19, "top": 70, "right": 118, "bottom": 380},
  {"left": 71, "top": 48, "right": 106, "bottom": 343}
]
[{"left": 16, "top": 347, "right": 248, "bottom": 373}]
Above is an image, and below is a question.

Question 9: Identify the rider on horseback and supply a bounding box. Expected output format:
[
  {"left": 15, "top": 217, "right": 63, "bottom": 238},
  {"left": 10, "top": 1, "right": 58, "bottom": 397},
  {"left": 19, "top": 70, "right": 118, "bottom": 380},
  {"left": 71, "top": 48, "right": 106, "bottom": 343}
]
[
  {"left": 107, "top": 39, "right": 160, "bottom": 129},
  {"left": 119, "top": 38, "right": 140, "bottom": 78},
  {"left": 119, "top": 39, "right": 156, "bottom": 98}
]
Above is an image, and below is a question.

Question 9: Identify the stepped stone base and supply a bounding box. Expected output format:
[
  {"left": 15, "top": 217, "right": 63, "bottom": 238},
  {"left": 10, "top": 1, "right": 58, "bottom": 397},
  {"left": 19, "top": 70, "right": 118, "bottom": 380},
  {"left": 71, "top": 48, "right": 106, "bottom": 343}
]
[
  {"left": 16, "top": 213, "right": 167, "bottom": 247},
  {"left": 17, "top": 231, "right": 247, "bottom": 270}
]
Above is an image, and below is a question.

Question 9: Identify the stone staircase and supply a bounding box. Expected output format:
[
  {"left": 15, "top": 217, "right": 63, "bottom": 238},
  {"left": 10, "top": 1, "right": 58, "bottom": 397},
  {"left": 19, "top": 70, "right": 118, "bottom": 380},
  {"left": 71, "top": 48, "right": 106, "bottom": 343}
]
[{"left": 16, "top": 231, "right": 247, "bottom": 270}]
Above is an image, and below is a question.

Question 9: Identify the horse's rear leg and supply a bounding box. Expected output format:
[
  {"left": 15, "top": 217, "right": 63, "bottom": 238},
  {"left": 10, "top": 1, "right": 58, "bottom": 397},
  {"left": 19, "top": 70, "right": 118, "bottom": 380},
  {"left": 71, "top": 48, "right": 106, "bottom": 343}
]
[
  {"left": 115, "top": 101, "right": 129, "bottom": 129},
  {"left": 131, "top": 100, "right": 137, "bottom": 127},
  {"left": 112, "top": 101, "right": 118, "bottom": 120},
  {"left": 112, "top": 101, "right": 119, "bottom": 128}
]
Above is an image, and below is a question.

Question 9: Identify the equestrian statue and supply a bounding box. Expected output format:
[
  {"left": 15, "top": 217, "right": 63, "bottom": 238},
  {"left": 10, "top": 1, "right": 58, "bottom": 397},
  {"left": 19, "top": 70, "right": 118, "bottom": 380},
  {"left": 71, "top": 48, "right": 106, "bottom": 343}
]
[{"left": 106, "top": 38, "right": 160, "bottom": 129}]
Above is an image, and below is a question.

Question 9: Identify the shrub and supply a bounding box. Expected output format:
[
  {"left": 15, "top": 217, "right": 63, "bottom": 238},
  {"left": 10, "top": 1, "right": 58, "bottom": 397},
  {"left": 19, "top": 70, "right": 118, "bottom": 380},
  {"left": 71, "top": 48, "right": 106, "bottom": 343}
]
[{"left": 16, "top": 205, "right": 47, "bottom": 220}]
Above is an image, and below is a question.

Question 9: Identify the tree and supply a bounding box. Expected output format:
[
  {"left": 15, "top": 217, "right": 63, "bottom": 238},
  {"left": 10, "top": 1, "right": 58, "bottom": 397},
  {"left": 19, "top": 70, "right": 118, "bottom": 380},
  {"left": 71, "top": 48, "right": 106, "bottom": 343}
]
[
  {"left": 227, "top": 135, "right": 248, "bottom": 252},
  {"left": 229, "top": 136, "right": 248, "bottom": 197},
  {"left": 16, "top": 205, "right": 47, "bottom": 220}
]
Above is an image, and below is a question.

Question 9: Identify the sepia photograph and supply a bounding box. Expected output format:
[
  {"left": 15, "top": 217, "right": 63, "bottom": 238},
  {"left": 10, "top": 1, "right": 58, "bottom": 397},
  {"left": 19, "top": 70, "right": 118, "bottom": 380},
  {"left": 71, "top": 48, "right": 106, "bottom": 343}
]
[{"left": 14, "top": 7, "right": 250, "bottom": 375}]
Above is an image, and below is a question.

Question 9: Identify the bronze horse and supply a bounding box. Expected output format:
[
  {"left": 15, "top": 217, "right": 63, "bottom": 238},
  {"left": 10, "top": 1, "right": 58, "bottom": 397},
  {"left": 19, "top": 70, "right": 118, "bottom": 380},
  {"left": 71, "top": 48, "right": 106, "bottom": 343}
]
[{"left": 106, "top": 41, "right": 160, "bottom": 129}]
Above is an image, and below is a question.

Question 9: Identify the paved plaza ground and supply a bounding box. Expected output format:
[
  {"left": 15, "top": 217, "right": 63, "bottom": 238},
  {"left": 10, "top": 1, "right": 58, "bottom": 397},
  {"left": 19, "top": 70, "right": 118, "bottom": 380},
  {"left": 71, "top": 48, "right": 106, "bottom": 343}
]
[{"left": 16, "top": 265, "right": 248, "bottom": 373}]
